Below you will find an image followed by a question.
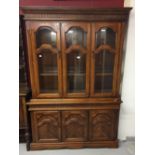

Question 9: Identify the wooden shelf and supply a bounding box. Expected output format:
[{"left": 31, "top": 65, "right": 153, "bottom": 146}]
[
  {"left": 95, "top": 89, "right": 112, "bottom": 93},
  {"left": 95, "top": 73, "right": 113, "bottom": 76},
  {"left": 40, "top": 72, "right": 86, "bottom": 76},
  {"left": 68, "top": 73, "right": 85, "bottom": 76},
  {"left": 40, "top": 72, "right": 58, "bottom": 76}
]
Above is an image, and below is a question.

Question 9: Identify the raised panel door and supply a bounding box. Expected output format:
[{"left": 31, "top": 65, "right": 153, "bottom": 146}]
[
  {"left": 89, "top": 110, "right": 118, "bottom": 141},
  {"left": 31, "top": 111, "right": 61, "bottom": 143},
  {"left": 62, "top": 111, "right": 88, "bottom": 142}
]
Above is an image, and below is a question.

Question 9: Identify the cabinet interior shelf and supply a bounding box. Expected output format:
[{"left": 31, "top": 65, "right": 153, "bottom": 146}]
[
  {"left": 40, "top": 72, "right": 58, "bottom": 76},
  {"left": 39, "top": 72, "right": 86, "bottom": 76},
  {"left": 95, "top": 89, "right": 112, "bottom": 93},
  {"left": 68, "top": 73, "right": 85, "bottom": 76},
  {"left": 95, "top": 73, "right": 113, "bottom": 76}
]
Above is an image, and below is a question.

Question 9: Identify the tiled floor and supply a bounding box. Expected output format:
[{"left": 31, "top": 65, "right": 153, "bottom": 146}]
[{"left": 19, "top": 141, "right": 135, "bottom": 155}]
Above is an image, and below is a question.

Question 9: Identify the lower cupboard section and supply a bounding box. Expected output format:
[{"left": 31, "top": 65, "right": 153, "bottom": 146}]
[{"left": 30, "top": 109, "right": 119, "bottom": 149}]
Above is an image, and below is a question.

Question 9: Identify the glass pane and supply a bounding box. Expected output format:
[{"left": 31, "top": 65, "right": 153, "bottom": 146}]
[
  {"left": 67, "top": 50, "right": 86, "bottom": 93},
  {"left": 94, "top": 50, "right": 114, "bottom": 93},
  {"left": 95, "top": 50, "right": 114, "bottom": 73},
  {"left": 96, "top": 28, "right": 115, "bottom": 49},
  {"left": 37, "top": 50, "right": 58, "bottom": 93},
  {"left": 36, "top": 27, "right": 57, "bottom": 48},
  {"left": 66, "top": 27, "right": 86, "bottom": 48},
  {"left": 95, "top": 75, "right": 113, "bottom": 93}
]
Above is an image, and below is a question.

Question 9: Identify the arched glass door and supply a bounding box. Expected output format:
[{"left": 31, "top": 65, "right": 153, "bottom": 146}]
[
  {"left": 91, "top": 23, "right": 120, "bottom": 97},
  {"left": 61, "top": 23, "right": 90, "bottom": 97},
  {"left": 29, "top": 22, "right": 62, "bottom": 98}
]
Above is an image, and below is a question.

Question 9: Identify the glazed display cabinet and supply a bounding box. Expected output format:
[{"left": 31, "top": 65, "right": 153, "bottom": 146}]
[{"left": 22, "top": 7, "right": 132, "bottom": 150}]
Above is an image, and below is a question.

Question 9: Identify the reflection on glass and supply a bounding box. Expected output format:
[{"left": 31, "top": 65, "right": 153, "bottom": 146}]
[
  {"left": 37, "top": 50, "right": 58, "bottom": 93},
  {"left": 66, "top": 27, "right": 86, "bottom": 48},
  {"left": 36, "top": 27, "right": 57, "bottom": 48},
  {"left": 67, "top": 50, "right": 86, "bottom": 93},
  {"left": 96, "top": 28, "right": 115, "bottom": 48},
  {"left": 94, "top": 50, "right": 114, "bottom": 93}
]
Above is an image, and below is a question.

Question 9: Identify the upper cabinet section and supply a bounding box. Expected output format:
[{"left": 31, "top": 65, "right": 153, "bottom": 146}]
[
  {"left": 23, "top": 7, "right": 131, "bottom": 99},
  {"left": 27, "top": 22, "right": 62, "bottom": 98},
  {"left": 61, "top": 22, "right": 90, "bottom": 97}
]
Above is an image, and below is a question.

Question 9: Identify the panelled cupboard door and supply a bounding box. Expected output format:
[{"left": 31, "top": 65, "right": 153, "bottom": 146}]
[
  {"left": 27, "top": 22, "right": 62, "bottom": 98},
  {"left": 31, "top": 111, "right": 61, "bottom": 143},
  {"left": 62, "top": 111, "right": 88, "bottom": 142},
  {"left": 89, "top": 110, "right": 118, "bottom": 141},
  {"left": 91, "top": 22, "right": 121, "bottom": 97},
  {"left": 61, "top": 22, "right": 90, "bottom": 97}
]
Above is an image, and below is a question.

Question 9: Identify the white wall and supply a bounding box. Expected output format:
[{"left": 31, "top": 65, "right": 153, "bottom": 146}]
[{"left": 118, "top": 0, "right": 135, "bottom": 140}]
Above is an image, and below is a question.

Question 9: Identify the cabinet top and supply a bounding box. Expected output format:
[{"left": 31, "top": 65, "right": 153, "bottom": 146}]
[
  {"left": 21, "top": 7, "right": 132, "bottom": 13},
  {"left": 21, "top": 7, "right": 132, "bottom": 22}
]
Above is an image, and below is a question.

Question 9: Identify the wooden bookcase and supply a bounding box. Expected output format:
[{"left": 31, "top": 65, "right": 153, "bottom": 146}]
[{"left": 22, "top": 7, "right": 132, "bottom": 150}]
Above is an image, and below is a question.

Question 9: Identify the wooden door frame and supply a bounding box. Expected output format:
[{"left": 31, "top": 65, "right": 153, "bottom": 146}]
[
  {"left": 61, "top": 22, "right": 91, "bottom": 98},
  {"left": 27, "top": 21, "right": 62, "bottom": 98},
  {"left": 90, "top": 22, "right": 122, "bottom": 97}
]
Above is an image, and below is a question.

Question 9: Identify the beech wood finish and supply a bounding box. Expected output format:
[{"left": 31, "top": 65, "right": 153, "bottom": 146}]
[{"left": 22, "top": 7, "right": 131, "bottom": 150}]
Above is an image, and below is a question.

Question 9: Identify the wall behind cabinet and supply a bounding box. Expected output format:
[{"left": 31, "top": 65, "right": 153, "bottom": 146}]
[
  {"left": 20, "top": 0, "right": 124, "bottom": 12},
  {"left": 119, "top": 0, "right": 135, "bottom": 140}
]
